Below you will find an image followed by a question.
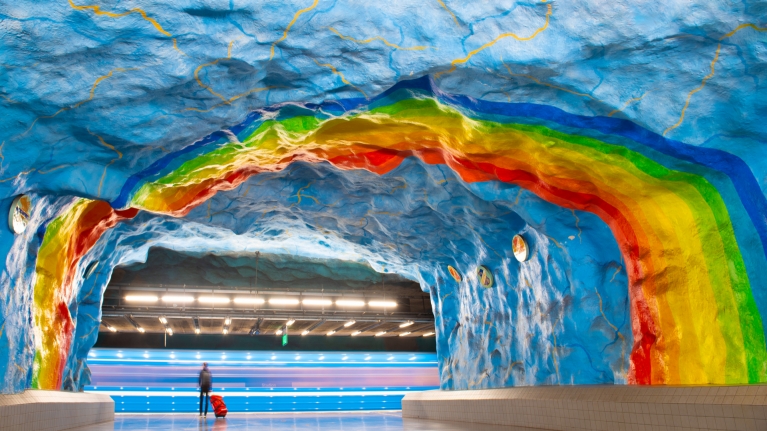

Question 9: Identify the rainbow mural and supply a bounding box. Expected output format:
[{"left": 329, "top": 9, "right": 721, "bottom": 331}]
[{"left": 30, "top": 77, "right": 767, "bottom": 388}]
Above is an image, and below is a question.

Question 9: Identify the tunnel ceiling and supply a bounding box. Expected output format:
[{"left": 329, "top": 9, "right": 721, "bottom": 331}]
[
  {"left": 1, "top": 0, "right": 767, "bottom": 395},
  {"left": 103, "top": 247, "right": 433, "bottom": 337}
]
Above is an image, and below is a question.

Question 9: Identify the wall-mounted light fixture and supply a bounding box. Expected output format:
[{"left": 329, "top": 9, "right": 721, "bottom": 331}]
[
  {"left": 351, "top": 331, "right": 361, "bottom": 336},
  {"left": 84, "top": 261, "right": 99, "bottom": 279},
  {"left": 423, "top": 332, "right": 435, "bottom": 337},
  {"left": 399, "top": 321, "right": 413, "bottom": 328},
  {"left": 399, "top": 332, "right": 411, "bottom": 337},
  {"left": 8, "top": 195, "right": 32, "bottom": 234},
  {"left": 159, "top": 317, "right": 168, "bottom": 324},
  {"left": 286, "top": 319, "right": 295, "bottom": 327},
  {"left": 344, "top": 320, "right": 356, "bottom": 327},
  {"left": 327, "top": 330, "right": 336, "bottom": 336},
  {"left": 375, "top": 331, "right": 387, "bottom": 337}
]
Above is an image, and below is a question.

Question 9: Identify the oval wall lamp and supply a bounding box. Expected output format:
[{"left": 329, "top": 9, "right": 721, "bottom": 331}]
[
  {"left": 476, "top": 265, "right": 494, "bottom": 288},
  {"left": 8, "top": 195, "right": 32, "bottom": 234},
  {"left": 447, "top": 265, "right": 461, "bottom": 282},
  {"left": 84, "top": 261, "right": 99, "bottom": 279},
  {"left": 512, "top": 234, "right": 530, "bottom": 262}
]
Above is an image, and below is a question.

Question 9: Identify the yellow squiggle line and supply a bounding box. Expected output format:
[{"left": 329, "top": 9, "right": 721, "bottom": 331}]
[
  {"left": 663, "top": 45, "right": 721, "bottom": 136},
  {"left": 269, "top": 0, "right": 320, "bottom": 60},
  {"left": 1, "top": 94, "right": 15, "bottom": 104},
  {"left": 87, "top": 129, "right": 123, "bottom": 197},
  {"left": 664, "top": 23, "right": 767, "bottom": 136},
  {"left": 501, "top": 59, "right": 594, "bottom": 100},
  {"left": 172, "top": 38, "right": 188, "bottom": 56},
  {"left": 608, "top": 92, "right": 646, "bottom": 117},
  {"left": 183, "top": 86, "right": 277, "bottom": 113},
  {"left": 68, "top": 0, "right": 171, "bottom": 37},
  {"left": 18, "top": 67, "right": 138, "bottom": 138},
  {"left": 721, "top": 23, "right": 767, "bottom": 40},
  {"left": 328, "top": 27, "right": 429, "bottom": 51},
  {"left": 595, "top": 287, "right": 627, "bottom": 377},
  {"left": 435, "top": 3, "right": 552, "bottom": 78},
  {"left": 436, "top": 0, "right": 460, "bottom": 27},
  {"left": 0, "top": 141, "right": 4, "bottom": 163},
  {"left": 193, "top": 41, "right": 236, "bottom": 104},
  {"left": 313, "top": 59, "right": 367, "bottom": 98}
]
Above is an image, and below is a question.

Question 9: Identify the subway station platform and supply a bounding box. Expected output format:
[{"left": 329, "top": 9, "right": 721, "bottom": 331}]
[{"left": 75, "top": 412, "right": 534, "bottom": 431}]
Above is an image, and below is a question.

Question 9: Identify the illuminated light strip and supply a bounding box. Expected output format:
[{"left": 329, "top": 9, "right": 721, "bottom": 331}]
[
  {"left": 124, "top": 295, "right": 158, "bottom": 302},
  {"left": 198, "top": 296, "right": 231, "bottom": 304},
  {"left": 87, "top": 390, "right": 411, "bottom": 397},
  {"left": 303, "top": 298, "right": 332, "bottom": 306},
  {"left": 335, "top": 300, "right": 365, "bottom": 307},
  {"left": 269, "top": 298, "right": 300, "bottom": 305},
  {"left": 369, "top": 301, "right": 397, "bottom": 308},
  {"left": 233, "top": 297, "right": 265, "bottom": 305},
  {"left": 162, "top": 295, "right": 195, "bottom": 303}
]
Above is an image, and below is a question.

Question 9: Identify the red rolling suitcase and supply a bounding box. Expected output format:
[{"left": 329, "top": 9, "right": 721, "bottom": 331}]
[{"left": 210, "top": 394, "right": 228, "bottom": 418}]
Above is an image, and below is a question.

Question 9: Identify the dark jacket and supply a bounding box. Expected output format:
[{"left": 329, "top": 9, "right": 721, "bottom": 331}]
[{"left": 199, "top": 369, "right": 212, "bottom": 391}]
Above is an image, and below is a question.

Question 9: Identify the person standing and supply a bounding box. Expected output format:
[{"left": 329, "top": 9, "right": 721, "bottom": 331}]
[{"left": 199, "top": 362, "right": 212, "bottom": 418}]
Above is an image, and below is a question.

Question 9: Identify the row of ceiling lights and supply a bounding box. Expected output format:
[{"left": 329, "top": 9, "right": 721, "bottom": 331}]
[
  {"left": 124, "top": 295, "right": 398, "bottom": 308},
  {"left": 109, "top": 317, "right": 434, "bottom": 337}
]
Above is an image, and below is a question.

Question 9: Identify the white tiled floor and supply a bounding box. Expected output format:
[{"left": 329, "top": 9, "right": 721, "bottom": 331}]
[
  {"left": 73, "top": 412, "right": 539, "bottom": 430},
  {"left": 0, "top": 390, "right": 113, "bottom": 431},
  {"left": 403, "top": 386, "right": 767, "bottom": 431}
]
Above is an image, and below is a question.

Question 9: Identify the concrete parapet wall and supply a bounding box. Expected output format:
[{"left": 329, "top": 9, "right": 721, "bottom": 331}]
[
  {"left": 402, "top": 385, "right": 767, "bottom": 431},
  {"left": 0, "top": 390, "right": 113, "bottom": 431}
]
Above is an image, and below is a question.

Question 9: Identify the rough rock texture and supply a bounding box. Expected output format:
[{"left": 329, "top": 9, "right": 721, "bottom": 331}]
[
  {"left": 0, "top": 0, "right": 766, "bottom": 394},
  {"left": 110, "top": 247, "right": 419, "bottom": 291}
]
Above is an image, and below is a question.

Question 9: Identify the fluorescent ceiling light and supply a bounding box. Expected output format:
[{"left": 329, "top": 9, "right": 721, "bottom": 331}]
[
  {"left": 224, "top": 317, "right": 231, "bottom": 325},
  {"left": 368, "top": 301, "right": 397, "bottom": 308},
  {"left": 327, "top": 330, "right": 336, "bottom": 336},
  {"left": 194, "top": 328, "right": 201, "bottom": 334},
  {"left": 399, "top": 332, "right": 411, "bottom": 337},
  {"left": 335, "top": 299, "right": 365, "bottom": 307},
  {"left": 107, "top": 326, "right": 117, "bottom": 332},
  {"left": 423, "top": 332, "right": 435, "bottom": 337},
  {"left": 301, "top": 330, "right": 310, "bottom": 336},
  {"left": 399, "top": 321, "right": 413, "bottom": 328},
  {"left": 269, "top": 298, "right": 299, "bottom": 305},
  {"left": 302, "top": 298, "right": 332, "bottom": 306},
  {"left": 351, "top": 331, "right": 361, "bottom": 336},
  {"left": 198, "top": 296, "right": 231, "bottom": 304},
  {"left": 286, "top": 319, "right": 295, "bottom": 327},
  {"left": 162, "top": 295, "right": 194, "bottom": 303},
  {"left": 375, "top": 331, "right": 387, "bottom": 337},
  {"left": 166, "top": 328, "right": 173, "bottom": 336},
  {"left": 344, "top": 320, "right": 356, "bottom": 327},
  {"left": 137, "top": 327, "right": 145, "bottom": 333},
  {"left": 159, "top": 317, "right": 167, "bottom": 324},
  {"left": 222, "top": 329, "right": 228, "bottom": 335},
  {"left": 125, "top": 295, "right": 158, "bottom": 303},
  {"left": 233, "top": 297, "right": 265, "bottom": 305},
  {"left": 276, "top": 329, "right": 283, "bottom": 335}
]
